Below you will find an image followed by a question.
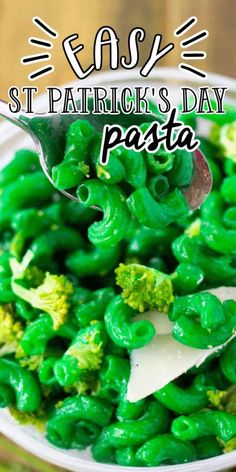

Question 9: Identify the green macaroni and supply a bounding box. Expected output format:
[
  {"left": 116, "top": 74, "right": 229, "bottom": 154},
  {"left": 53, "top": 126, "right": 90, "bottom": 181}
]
[
  {"left": 153, "top": 377, "right": 216, "bottom": 414},
  {"left": 47, "top": 395, "right": 113, "bottom": 449},
  {"left": 75, "top": 287, "right": 114, "bottom": 326},
  {"left": 127, "top": 188, "right": 189, "bottom": 229},
  {"left": 0, "top": 104, "right": 236, "bottom": 467},
  {"left": 0, "top": 358, "right": 41, "bottom": 412},
  {"left": 172, "top": 410, "right": 236, "bottom": 442},
  {"left": 77, "top": 180, "right": 131, "bottom": 248},
  {"left": 92, "top": 400, "right": 169, "bottom": 463},
  {"left": 136, "top": 434, "right": 196, "bottom": 466},
  {"left": 104, "top": 295, "right": 155, "bottom": 349},
  {"left": 172, "top": 300, "right": 236, "bottom": 349},
  {"left": 220, "top": 339, "right": 236, "bottom": 383},
  {"left": 66, "top": 244, "right": 121, "bottom": 277},
  {"left": 169, "top": 292, "right": 225, "bottom": 330}
]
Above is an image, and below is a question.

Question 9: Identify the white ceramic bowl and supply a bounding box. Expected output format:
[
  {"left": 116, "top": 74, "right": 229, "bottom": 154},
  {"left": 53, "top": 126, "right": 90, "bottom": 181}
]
[{"left": 0, "top": 68, "right": 236, "bottom": 472}]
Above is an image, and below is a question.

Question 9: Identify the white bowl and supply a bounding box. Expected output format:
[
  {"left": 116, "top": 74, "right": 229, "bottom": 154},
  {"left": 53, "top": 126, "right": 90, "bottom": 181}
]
[{"left": 0, "top": 68, "right": 236, "bottom": 472}]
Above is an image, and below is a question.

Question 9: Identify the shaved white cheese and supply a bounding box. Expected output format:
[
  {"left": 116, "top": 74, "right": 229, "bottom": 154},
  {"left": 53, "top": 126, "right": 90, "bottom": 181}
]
[{"left": 127, "top": 287, "right": 236, "bottom": 402}]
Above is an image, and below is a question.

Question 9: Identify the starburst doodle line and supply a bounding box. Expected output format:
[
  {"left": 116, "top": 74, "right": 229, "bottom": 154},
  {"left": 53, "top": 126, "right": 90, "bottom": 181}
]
[
  {"left": 21, "top": 16, "right": 58, "bottom": 81},
  {"left": 174, "top": 16, "right": 208, "bottom": 79}
]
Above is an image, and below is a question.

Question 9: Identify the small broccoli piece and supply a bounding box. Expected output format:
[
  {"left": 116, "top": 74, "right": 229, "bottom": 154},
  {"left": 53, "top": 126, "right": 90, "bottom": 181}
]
[
  {"left": 65, "top": 372, "right": 100, "bottom": 396},
  {"left": 207, "top": 390, "right": 227, "bottom": 408},
  {"left": 11, "top": 272, "right": 74, "bottom": 330},
  {"left": 207, "top": 385, "right": 236, "bottom": 415},
  {"left": 0, "top": 305, "right": 23, "bottom": 357},
  {"left": 19, "top": 354, "right": 44, "bottom": 371},
  {"left": 115, "top": 263, "right": 174, "bottom": 313},
  {"left": 66, "top": 322, "right": 106, "bottom": 371},
  {"left": 210, "top": 121, "right": 236, "bottom": 161},
  {"left": 185, "top": 218, "right": 201, "bottom": 238},
  {"left": 223, "top": 386, "right": 236, "bottom": 415},
  {"left": 55, "top": 322, "right": 107, "bottom": 387},
  {"left": 9, "top": 405, "right": 46, "bottom": 432},
  {"left": 78, "top": 161, "right": 90, "bottom": 176},
  {"left": 222, "top": 437, "right": 236, "bottom": 453}
]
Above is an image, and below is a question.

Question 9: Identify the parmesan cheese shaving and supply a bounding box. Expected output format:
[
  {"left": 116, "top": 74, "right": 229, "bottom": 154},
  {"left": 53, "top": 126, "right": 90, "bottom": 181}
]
[{"left": 127, "top": 287, "right": 236, "bottom": 402}]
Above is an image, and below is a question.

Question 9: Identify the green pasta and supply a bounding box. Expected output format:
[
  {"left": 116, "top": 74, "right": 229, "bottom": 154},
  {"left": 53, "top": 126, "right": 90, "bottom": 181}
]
[
  {"left": 172, "top": 263, "right": 204, "bottom": 294},
  {"left": 38, "top": 357, "right": 59, "bottom": 386},
  {"left": 98, "top": 355, "right": 130, "bottom": 404},
  {"left": 30, "top": 226, "right": 84, "bottom": 259},
  {"left": 167, "top": 149, "right": 194, "bottom": 187},
  {"left": 21, "top": 313, "right": 77, "bottom": 356},
  {"left": 52, "top": 120, "right": 95, "bottom": 190},
  {"left": 136, "top": 434, "right": 196, "bottom": 466},
  {"left": 153, "top": 378, "right": 215, "bottom": 414},
  {"left": 0, "top": 104, "right": 235, "bottom": 467},
  {"left": 66, "top": 244, "right": 121, "bottom": 277},
  {"left": 220, "top": 339, "right": 236, "bottom": 383},
  {"left": 47, "top": 395, "right": 113, "bottom": 449},
  {"left": 194, "top": 436, "right": 223, "bottom": 460},
  {"left": 145, "top": 148, "right": 174, "bottom": 175},
  {"left": 147, "top": 174, "right": 170, "bottom": 200},
  {"left": 104, "top": 295, "right": 155, "bottom": 349},
  {"left": 0, "top": 149, "right": 40, "bottom": 187},
  {"left": 172, "top": 410, "right": 236, "bottom": 442},
  {"left": 127, "top": 187, "right": 189, "bottom": 229},
  {"left": 0, "top": 358, "right": 41, "bottom": 412},
  {"left": 172, "top": 234, "right": 236, "bottom": 284},
  {"left": 172, "top": 300, "right": 236, "bottom": 349},
  {"left": 92, "top": 400, "right": 169, "bottom": 463},
  {"left": 115, "top": 446, "right": 142, "bottom": 466},
  {"left": 0, "top": 172, "right": 54, "bottom": 226},
  {"left": 0, "top": 385, "right": 14, "bottom": 408},
  {"left": 75, "top": 287, "right": 114, "bottom": 326},
  {"left": 169, "top": 292, "right": 225, "bottom": 330},
  {"left": 77, "top": 180, "right": 131, "bottom": 248},
  {"left": 201, "top": 192, "right": 236, "bottom": 255}
]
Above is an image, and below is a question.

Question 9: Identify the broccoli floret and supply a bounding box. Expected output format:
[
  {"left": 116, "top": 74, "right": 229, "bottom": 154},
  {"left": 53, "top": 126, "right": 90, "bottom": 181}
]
[
  {"left": 207, "top": 386, "right": 236, "bottom": 451},
  {"left": 96, "top": 165, "right": 112, "bottom": 181},
  {"left": 11, "top": 251, "right": 73, "bottom": 330},
  {"left": 54, "top": 322, "right": 106, "bottom": 391},
  {"left": 65, "top": 373, "right": 100, "bottom": 396},
  {"left": 207, "top": 389, "right": 227, "bottom": 408},
  {"left": 66, "top": 322, "right": 106, "bottom": 371},
  {"left": 10, "top": 250, "right": 34, "bottom": 279},
  {"left": 185, "top": 218, "right": 201, "bottom": 238},
  {"left": 11, "top": 272, "right": 73, "bottom": 330},
  {"left": 207, "top": 385, "right": 236, "bottom": 414},
  {"left": 222, "top": 437, "right": 236, "bottom": 453},
  {"left": 115, "top": 263, "right": 174, "bottom": 313},
  {"left": 19, "top": 354, "right": 44, "bottom": 371},
  {"left": 10, "top": 250, "right": 44, "bottom": 287},
  {"left": 0, "top": 305, "right": 23, "bottom": 357},
  {"left": 0, "top": 303, "right": 47, "bottom": 367},
  {"left": 210, "top": 121, "right": 236, "bottom": 161},
  {"left": 9, "top": 405, "right": 46, "bottom": 432}
]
